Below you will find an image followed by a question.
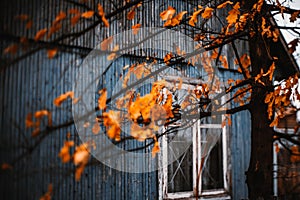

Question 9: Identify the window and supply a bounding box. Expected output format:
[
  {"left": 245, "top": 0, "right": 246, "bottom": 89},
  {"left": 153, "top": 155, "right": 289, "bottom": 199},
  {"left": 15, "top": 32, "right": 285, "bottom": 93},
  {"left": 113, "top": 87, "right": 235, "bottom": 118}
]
[{"left": 158, "top": 95, "right": 230, "bottom": 199}]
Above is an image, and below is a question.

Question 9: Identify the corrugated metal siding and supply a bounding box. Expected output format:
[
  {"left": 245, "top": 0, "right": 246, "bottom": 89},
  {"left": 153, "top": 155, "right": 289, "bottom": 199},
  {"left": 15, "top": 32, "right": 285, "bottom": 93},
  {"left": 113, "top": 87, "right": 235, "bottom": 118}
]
[{"left": 0, "top": 0, "right": 252, "bottom": 199}]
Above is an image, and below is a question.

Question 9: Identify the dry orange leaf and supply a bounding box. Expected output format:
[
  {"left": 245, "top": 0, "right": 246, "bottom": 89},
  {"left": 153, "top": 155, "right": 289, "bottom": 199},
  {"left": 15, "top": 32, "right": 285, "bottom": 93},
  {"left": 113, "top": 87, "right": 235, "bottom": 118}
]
[
  {"left": 127, "top": 9, "right": 136, "bottom": 20},
  {"left": 98, "top": 3, "right": 104, "bottom": 16},
  {"left": 1, "top": 163, "right": 13, "bottom": 170},
  {"left": 132, "top": 23, "right": 141, "bottom": 35},
  {"left": 160, "top": 6, "right": 176, "bottom": 21},
  {"left": 54, "top": 11, "right": 66, "bottom": 24},
  {"left": 3, "top": 44, "right": 18, "bottom": 55},
  {"left": 100, "top": 36, "right": 113, "bottom": 50},
  {"left": 68, "top": 8, "right": 80, "bottom": 15},
  {"left": 107, "top": 45, "right": 119, "bottom": 60},
  {"left": 98, "top": 89, "right": 107, "bottom": 110},
  {"left": 39, "top": 183, "right": 53, "bottom": 200},
  {"left": 103, "top": 110, "right": 121, "bottom": 141},
  {"left": 152, "top": 140, "right": 160, "bottom": 158},
  {"left": 189, "top": 9, "right": 202, "bottom": 26},
  {"left": 217, "top": 1, "right": 233, "bottom": 9},
  {"left": 15, "top": 14, "right": 29, "bottom": 21},
  {"left": 81, "top": 11, "right": 94, "bottom": 18},
  {"left": 202, "top": 7, "right": 214, "bottom": 19},
  {"left": 74, "top": 143, "right": 90, "bottom": 181},
  {"left": 34, "top": 28, "right": 47, "bottom": 41},
  {"left": 92, "top": 121, "right": 101, "bottom": 134},
  {"left": 53, "top": 91, "right": 74, "bottom": 106},
  {"left": 25, "top": 113, "right": 35, "bottom": 128},
  {"left": 26, "top": 20, "right": 33, "bottom": 29},
  {"left": 71, "top": 14, "right": 81, "bottom": 26},
  {"left": 102, "top": 16, "right": 109, "bottom": 27},
  {"left": 47, "top": 48, "right": 58, "bottom": 59},
  {"left": 226, "top": 2, "right": 240, "bottom": 25},
  {"left": 58, "top": 140, "right": 74, "bottom": 163}
]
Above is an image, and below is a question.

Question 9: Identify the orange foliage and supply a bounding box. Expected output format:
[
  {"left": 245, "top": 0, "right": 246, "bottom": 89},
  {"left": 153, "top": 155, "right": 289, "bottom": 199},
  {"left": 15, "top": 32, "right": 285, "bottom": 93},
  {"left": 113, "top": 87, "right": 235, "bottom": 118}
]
[
  {"left": 58, "top": 140, "right": 74, "bottom": 163},
  {"left": 3, "top": 44, "right": 18, "bottom": 55},
  {"left": 39, "top": 184, "right": 53, "bottom": 200},
  {"left": 217, "top": 1, "right": 233, "bottom": 9},
  {"left": 98, "top": 4, "right": 109, "bottom": 27},
  {"left": 226, "top": 2, "right": 240, "bottom": 25},
  {"left": 81, "top": 11, "right": 94, "bottom": 18},
  {"left": 74, "top": 143, "right": 90, "bottom": 181},
  {"left": 47, "top": 48, "right": 58, "bottom": 59},
  {"left": 53, "top": 91, "right": 74, "bottom": 106},
  {"left": 98, "top": 89, "right": 107, "bottom": 110},
  {"left": 132, "top": 23, "right": 141, "bottom": 35},
  {"left": 34, "top": 28, "right": 47, "bottom": 41},
  {"left": 202, "top": 7, "right": 214, "bottom": 19},
  {"left": 103, "top": 110, "right": 121, "bottom": 141}
]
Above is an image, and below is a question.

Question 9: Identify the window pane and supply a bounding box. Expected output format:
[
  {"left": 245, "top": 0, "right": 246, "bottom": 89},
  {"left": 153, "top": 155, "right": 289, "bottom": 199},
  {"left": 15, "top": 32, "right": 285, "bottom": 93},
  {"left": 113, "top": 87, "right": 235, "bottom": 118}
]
[
  {"left": 167, "top": 127, "right": 193, "bottom": 193},
  {"left": 201, "top": 128, "right": 224, "bottom": 190}
]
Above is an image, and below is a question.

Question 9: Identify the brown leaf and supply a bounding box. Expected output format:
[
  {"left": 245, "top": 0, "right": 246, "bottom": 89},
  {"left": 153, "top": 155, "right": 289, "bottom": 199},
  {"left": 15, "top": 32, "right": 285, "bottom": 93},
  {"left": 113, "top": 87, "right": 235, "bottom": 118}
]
[
  {"left": 288, "top": 38, "right": 299, "bottom": 54},
  {"left": 81, "top": 11, "right": 94, "bottom": 18},
  {"left": 100, "top": 36, "right": 113, "bottom": 50},
  {"left": 290, "top": 11, "right": 300, "bottom": 23},
  {"left": 34, "top": 28, "right": 47, "bottom": 41}
]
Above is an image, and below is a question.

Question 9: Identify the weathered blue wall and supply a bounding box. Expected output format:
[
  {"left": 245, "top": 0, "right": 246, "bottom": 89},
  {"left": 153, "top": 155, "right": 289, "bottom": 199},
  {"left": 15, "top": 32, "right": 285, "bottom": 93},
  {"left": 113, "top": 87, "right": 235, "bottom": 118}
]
[{"left": 0, "top": 0, "right": 252, "bottom": 199}]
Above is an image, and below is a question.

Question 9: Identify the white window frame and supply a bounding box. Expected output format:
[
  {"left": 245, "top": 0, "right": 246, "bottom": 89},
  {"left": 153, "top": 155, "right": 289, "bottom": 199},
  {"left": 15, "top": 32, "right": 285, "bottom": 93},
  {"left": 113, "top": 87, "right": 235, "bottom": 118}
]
[{"left": 158, "top": 113, "right": 230, "bottom": 200}]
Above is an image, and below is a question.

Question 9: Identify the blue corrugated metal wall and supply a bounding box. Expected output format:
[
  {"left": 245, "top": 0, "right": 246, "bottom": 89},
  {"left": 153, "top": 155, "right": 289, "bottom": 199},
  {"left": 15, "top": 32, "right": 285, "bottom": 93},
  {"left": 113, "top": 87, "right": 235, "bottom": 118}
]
[{"left": 0, "top": 0, "right": 251, "bottom": 199}]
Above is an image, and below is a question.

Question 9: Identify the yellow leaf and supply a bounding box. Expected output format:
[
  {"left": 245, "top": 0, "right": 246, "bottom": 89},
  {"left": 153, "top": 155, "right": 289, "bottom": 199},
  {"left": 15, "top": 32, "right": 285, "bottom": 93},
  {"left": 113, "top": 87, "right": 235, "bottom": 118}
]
[
  {"left": 81, "top": 11, "right": 94, "bottom": 18},
  {"left": 47, "top": 48, "right": 58, "bottom": 59},
  {"left": 202, "top": 7, "right": 214, "bottom": 19},
  {"left": 98, "top": 88, "right": 107, "bottom": 110},
  {"left": 160, "top": 6, "right": 176, "bottom": 21},
  {"left": 34, "top": 28, "right": 47, "bottom": 41},
  {"left": 217, "top": 1, "right": 233, "bottom": 9}
]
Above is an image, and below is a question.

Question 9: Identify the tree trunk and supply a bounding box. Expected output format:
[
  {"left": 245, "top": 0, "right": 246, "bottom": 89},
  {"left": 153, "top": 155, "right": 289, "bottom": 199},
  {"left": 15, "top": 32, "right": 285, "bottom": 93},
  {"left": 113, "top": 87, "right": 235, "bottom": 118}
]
[{"left": 246, "top": 27, "right": 275, "bottom": 200}]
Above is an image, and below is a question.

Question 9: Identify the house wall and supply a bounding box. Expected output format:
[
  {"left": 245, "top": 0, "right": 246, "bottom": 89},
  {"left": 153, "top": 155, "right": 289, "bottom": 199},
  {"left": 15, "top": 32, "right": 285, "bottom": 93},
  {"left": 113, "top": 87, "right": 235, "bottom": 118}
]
[{"left": 0, "top": 0, "right": 251, "bottom": 199}]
